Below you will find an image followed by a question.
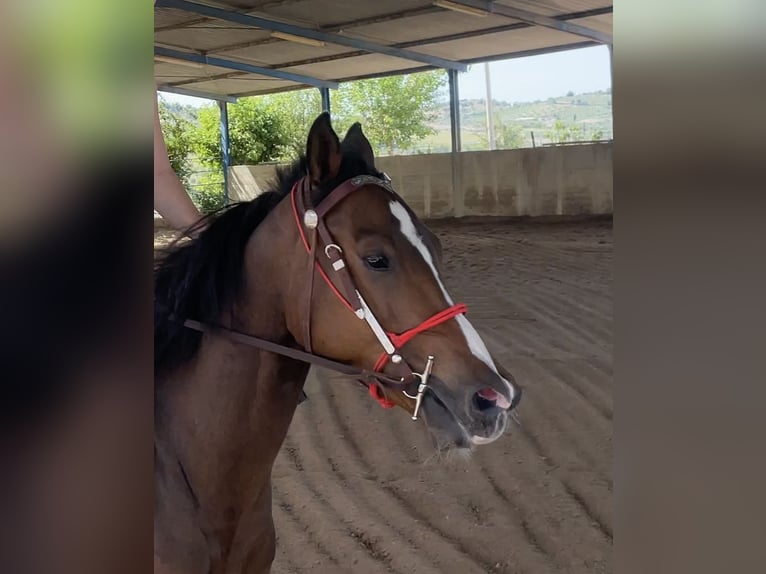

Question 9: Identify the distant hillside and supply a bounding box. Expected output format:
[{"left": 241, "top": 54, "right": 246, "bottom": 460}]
[{"left": 419, "top": 89, "right": 612, "bottom": 153}]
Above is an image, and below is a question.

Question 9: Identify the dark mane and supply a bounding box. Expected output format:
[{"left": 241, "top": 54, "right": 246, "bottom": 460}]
[{"left": 154, "top": 152, "right": 380, "bottom": 377}]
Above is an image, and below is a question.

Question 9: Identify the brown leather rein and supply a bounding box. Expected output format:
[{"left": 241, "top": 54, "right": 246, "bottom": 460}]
[{"left": 180, "top": 318, "right": 406, "bottom": 387}]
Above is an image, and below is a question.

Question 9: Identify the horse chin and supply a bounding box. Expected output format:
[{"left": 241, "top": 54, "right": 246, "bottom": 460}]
[
  {"left": 468, "top": 413, "right": 508, "bottom": 446},
  {"left": 419, "top": 393, "right": 473, "bottom": 451}
]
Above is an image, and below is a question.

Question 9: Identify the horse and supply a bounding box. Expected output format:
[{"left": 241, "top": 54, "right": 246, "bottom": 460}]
[{"left": 154, "top": 113, "right": 521, "bottom": 574}]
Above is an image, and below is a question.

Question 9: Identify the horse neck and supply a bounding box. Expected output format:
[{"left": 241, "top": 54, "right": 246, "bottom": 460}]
[{"left": 155, "top": 196, "right": 310, "bottom": 536}]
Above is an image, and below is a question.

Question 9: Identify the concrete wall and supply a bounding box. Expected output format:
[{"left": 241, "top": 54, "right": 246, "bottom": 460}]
[{"left": 229, "top": 143, "right": 612, "bottom": 218}]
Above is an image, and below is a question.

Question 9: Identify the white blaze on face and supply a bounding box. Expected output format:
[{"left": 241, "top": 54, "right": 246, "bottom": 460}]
[{"left": 388, "top": 201, "right": 515, "bottom": 404}]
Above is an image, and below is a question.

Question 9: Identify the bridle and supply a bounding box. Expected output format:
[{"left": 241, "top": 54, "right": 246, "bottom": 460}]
[{"left": 183, "top": 173, "right": 467, "bottom": 421}]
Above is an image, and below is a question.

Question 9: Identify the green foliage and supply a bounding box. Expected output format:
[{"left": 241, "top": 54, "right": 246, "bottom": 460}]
[
  {"left": 262, "top": 89, "right": 321, "bottom": 156},
  {"left": 188, "top": 73, "right": 445, "bottom": 161},
  {"left": 477, "top": 118, "right": 525, "bottom": 150},
  {"left": 423, "top": 89, "right": 612, "bottom": 151},
  {"left": 158, "top": 98, "right": 194, "bottom": 185},
  {"left": 192, "top": 98, "right": 293, "bottom": 168},
  {"left": 188, "top": 172, "right": 226, "bottom": 214},
  {"left": 547, "top": 120, "right": 583, "bottom": 143},
  {"left": 190, "top": 89, "right": 322, "bottom": 172},
  {"left": 495, "top": 121, "right": 525, "bottom": 149},
  {"left": 333, "top": 71, "right": 447, "bottom": 155},
  {"left": 179, "top": 91, "right": 319, "bottom": 213},
  {"left": 545, "top": 119, "right": 604, "bottom": 144}
]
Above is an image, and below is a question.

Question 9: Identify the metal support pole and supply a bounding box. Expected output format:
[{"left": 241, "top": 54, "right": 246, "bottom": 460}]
[
  {"left": 608, "top": 44, "right": 613, "bottom": 137},
  {"left": 319, "top": 87, "right": 331, "bottom": 114},
  {"left": 448, "top": 69, "right": 461, "bottom": 153},
  {"left": 484, "top": 62, "right": 496, "bottom": 150},
  {"left": 448, "top": 69, "right": 463, "bottom": 217},
  {"left": 219, "top": 100, "right": 230, "bottom": 205},
  {"left": 608, "top": 44, "right": 613, "bottom": 88}
]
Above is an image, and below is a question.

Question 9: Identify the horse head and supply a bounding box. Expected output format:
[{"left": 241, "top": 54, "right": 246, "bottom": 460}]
[{"left": 281, "top": 113, "right": 521, "bottom": 450}]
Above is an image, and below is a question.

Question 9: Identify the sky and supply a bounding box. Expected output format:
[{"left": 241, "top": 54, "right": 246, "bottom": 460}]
[
  {"left": 458, "top": 45, "right": 611, "bottom": 102},
  {"left": 159, "top": 45, "right": 611, "bottom": 107}
]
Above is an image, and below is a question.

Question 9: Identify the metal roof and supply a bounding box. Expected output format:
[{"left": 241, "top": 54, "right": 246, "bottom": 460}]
[{"left": 154, "top": 0, "right": 612, "bottom": 101}]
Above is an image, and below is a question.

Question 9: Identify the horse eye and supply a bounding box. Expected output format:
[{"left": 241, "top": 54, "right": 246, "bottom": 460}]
[{"left": 364, "top": 254, "right": 390, "bottom": 271}]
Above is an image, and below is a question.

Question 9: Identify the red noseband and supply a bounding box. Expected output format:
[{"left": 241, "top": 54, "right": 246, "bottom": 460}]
[{"left": 368, "top": 303, "right": 467, "bottom": 408}]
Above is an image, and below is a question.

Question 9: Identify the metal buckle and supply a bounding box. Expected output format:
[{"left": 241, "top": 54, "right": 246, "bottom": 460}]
[
  {"left": 403, "top": 355, "right": 434, "bottom": 421},
  {"left": 304, "top": 209, "right": 318, "bottom": 229},
  {"left": 324, "top": 243, "right": 342, "bottom": 258},
  {"left": 324, "top": 244, "right": 345, "bottom": 270}
]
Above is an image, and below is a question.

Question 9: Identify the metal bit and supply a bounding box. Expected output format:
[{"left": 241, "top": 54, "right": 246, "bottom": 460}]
[{"left": 410, "top": 355, "right": 434, "bottom": 421}]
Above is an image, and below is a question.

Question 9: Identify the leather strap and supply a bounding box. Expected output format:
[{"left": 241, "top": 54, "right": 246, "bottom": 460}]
[
  {"left": 297, "top": 178, "right": 414, "bottom": 386},
  {"left": 182, "top": 319, "right": 411, "bottom": 388},
  {"left": 304, "top": 226, "right": 317, "bottom": 353},
  {"left": 315, "top": 221, "right": 361, "bottom": 312},
  {"left": 315, "top": 175, "right": 395, "bottom": 218}
]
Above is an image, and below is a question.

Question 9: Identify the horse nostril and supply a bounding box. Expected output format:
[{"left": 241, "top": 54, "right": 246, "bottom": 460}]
[
  {"left": 473, "top": 388, "right": 499, "bottom": 412},
  {"left": 472, "top": 387, "right": 512, "bottom": 412},
  {"left": 474, "top": 395, "right": 495, "bottom": 412}
]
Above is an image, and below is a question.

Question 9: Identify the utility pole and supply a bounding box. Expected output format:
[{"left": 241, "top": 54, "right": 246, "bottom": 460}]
[{"left": 484, "top": 62, "right": 496, "bottom": 150}]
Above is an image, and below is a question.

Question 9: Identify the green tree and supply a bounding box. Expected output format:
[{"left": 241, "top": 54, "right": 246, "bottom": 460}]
[
  {"left": 546, "top": 120, "right": 584, "bottom": 144},
  {"left": 191, "top": 97, "right": 293, "bottom": 168},
  {"left": 188, "top": 94, "right": 320, "bottom": 213},
  {"left": 188, "top": 73, "right": 445, "bottom": 165},
  {"left": 546, "top": 120, "right": 605, "bottom": 144},
  {"left": 477, "top": 114, "right": 525, "bottom": 150},
  {"left": 190, "top": 171, "right": 227, "bottom": 213},
  {"left": 262, "top": 89, "right": 321, "bottom": 156},
  {"left": 333, "top": 71, "right": 447, "bottom": 155},
  {"left": 157, "top": 98, "right": 194, "bottom": 185},
  {"left": 496, "top": 121, "right": 525, "bottom": 149}
]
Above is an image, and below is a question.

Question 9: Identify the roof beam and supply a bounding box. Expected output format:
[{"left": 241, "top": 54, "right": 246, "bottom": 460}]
[
  {"left": 154, "top": 46, "right": 339, "bottom": 88},
  {"left": 439, "top": 1, "right": 612, "bottom": 45},
  {"left": 206, "top": 5, "right": 440, "bottom": 56},
  {"left": 157, "top": 4, "right": 439, "bottom": 35},
  {"left": 228, "top": 40, "right": 603, "bottom": 99},
  {"left": 460, "top": 40, "right": 602, "bottom": 65},
  {"left": 158, "top": 3, "right": 611, "bottom": 95},
  {"left": 324, "top": 41, "right": 599, "bottom": 84},
  {"left": 156, "top": 0, "right": 468, "bottom": 71},
  {"left": 261, "top": 7, "right": 612, "bottom": 70},
  {"left": 157, "top": 85, "right": 238, "bottom": 103},
  {"left": 168, "top": 18, "right": 612, "bottom": 97},
  {"left": 161, "top": 6, "right": 612, "bottom": 91}
]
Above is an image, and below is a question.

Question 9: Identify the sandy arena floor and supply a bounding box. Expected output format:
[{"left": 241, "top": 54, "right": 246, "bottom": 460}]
[{"left": 155, "top": 217, "right": 613, "bottom": 573}]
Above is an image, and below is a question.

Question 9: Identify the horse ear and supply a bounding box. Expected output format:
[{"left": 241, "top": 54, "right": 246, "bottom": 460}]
[
  {"left": 342, "top": 122, "right": 375, "bottom": 168},
  {"left": 306, "top": 112, "right": 342, "bottom": 184}
]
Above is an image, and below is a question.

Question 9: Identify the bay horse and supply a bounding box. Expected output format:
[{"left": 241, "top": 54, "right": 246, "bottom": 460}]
[{"left": 154, "top": 113, "right": 521, "bottom": 574}]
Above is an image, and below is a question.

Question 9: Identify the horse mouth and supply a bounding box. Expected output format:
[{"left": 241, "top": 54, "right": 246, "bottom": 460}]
[{"left": 420, "top": 381, "right": 508, "bottom": 449}]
